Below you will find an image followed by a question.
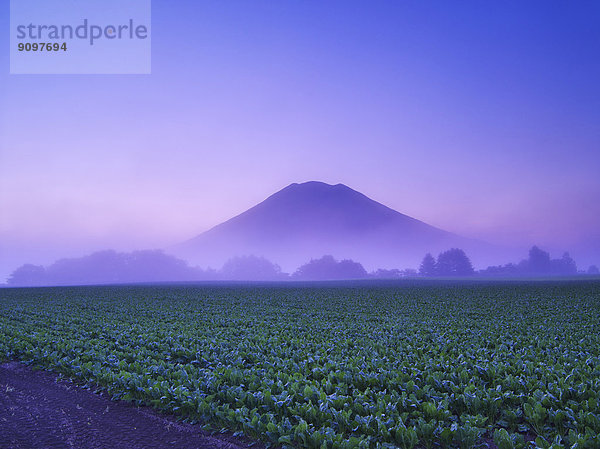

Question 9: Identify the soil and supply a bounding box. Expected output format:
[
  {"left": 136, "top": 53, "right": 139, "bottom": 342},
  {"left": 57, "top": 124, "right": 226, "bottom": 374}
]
[{"left": 0, "top": 361, "right": 263, "bottom": 449}]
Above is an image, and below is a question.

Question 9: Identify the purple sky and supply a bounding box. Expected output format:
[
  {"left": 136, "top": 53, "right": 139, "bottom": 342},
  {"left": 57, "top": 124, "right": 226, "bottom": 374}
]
[{"left": 1, "top": 1, "right": 599, "bottom": 280}]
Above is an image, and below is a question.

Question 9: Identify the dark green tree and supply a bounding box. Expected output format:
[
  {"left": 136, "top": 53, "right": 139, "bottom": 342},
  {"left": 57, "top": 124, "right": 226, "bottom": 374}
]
[
  {"left": 436, "top": 248, "right": 474, "bottom": 276},
  {"left": 221, "top": 255, "right": 283, "bottom": 280},
  {"left": 527, "top": 245, "right": 551, "bottom": 273},
  {"left": 419, "top": 253, "right": 437, "bottom": 276},
  {"left": 551, "top": 252, "right": 577, "bottom": 275},
  {"left": 7, "top": 264, "right": 46, "bottom": 286},
  {"left": 293, "top": 255, "right": 367, "bottom": 280}
]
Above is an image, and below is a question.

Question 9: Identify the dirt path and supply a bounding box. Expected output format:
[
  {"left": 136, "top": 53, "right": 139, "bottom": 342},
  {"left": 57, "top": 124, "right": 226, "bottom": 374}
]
[{"left": 0, "top": 362, "right": 261, "bottom": 449}]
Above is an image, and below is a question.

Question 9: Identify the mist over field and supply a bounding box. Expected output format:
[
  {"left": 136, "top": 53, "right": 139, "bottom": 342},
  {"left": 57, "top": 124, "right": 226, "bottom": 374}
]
[
  {"left": 4, "top": 180, "right": 597, "bottom": 286},
  {"left": 173, "top": 182, "right": 499, "bottom": 272},
  {"left": 4, "top": 180, "right": 599, "bottom": 286}
]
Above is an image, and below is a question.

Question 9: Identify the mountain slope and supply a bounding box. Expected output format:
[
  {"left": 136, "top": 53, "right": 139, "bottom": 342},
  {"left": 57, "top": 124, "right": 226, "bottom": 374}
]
[{"left": 173, "top": 181, "right": 494, "bottom": 270}]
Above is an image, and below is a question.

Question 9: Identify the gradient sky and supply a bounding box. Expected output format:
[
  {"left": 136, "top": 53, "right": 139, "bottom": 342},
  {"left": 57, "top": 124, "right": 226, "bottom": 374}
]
[{"left": 1, "top": 0, "right": 600, "bottom": 280}]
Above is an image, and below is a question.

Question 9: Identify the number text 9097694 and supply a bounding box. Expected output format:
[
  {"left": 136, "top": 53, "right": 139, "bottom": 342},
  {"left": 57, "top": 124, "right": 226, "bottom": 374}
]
[{"left": 18, "top": 42, "right": 67, "bottom": 51}]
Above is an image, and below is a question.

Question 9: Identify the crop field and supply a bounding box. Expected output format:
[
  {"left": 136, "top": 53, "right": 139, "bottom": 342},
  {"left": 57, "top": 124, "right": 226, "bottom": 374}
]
[{"left": 1, "top": 281, "right": 599, "bottom": 449}]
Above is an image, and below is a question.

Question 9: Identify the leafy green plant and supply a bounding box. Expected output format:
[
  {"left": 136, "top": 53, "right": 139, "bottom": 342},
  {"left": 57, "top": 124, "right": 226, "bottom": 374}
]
[
  {"left": 494, "top": 428, "right": 516, "bottom": 449},
  {"left": 1, "top": 281, "right": 599, "bottom": 449},
  {"left": 414, "top": 418, "right": 436, "bottom": 449},
  {"left": 454, "top": 424, "right": 482, "bottom": 449},
  {"left": 394, "top": 424, "right": 418, "bottom": 449},
  {"left": 525, "top": 402, "right": 548, "bottom": 437}
]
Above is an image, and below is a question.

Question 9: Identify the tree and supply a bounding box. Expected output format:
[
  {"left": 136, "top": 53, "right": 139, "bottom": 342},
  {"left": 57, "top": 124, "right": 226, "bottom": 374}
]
[
  {"left": 293, "top": 255, "right": 367, "bottom": 280},
  {"left": 479, "top": 263, "right": 519, "bottom": 276},
  {"left": 419, "top": 253, "right": 437, "bottom": 276},
  {"left": 372, "top": 268, "right": 401, "bottom": 279},
  {"left": 337, "top": 259, "right": 368, "bottom": 278},
  {"left": 436, "top": 248, "right": 474, "bottom": 276},
  {"left": 527, "top": 245, "right": 551, "bottom": 274},
  {"left": 588, "top": 265, "right": 599, "bottom": 275},
  {"left": 550, "top": 252, "right": 577, "bottom": 275},
  {"left": 482, "top": 246, "right": 581, "bottom": 277},
  {"left": 7, "top": 264, "right": 46, "bottom": 286},
  {"left": 7, "top": 250, "right": 210, "bottom": 286},
  {"left": 220, "top": 255, "right": 284, "bottom": 280}
]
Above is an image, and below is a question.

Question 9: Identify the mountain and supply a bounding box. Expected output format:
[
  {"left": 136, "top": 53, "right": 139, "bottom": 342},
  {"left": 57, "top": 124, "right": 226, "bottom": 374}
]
[{"left": 172, "top": 181, "right": 499, "bottom": 270}]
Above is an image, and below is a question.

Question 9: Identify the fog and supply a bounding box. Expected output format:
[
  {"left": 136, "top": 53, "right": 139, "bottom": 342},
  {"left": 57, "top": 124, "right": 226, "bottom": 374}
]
[
  {"left": 3, "top": 182, "right": 598, "bottom": 286},
  {"left": 1, "top": 3, "right": 599, "bottom": 283}
]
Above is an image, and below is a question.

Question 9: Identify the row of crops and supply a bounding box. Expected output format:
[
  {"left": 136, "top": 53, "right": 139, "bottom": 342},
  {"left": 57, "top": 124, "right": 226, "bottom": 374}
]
[{"left": 1, "top": 281, "right": 599, "bottom": 449}]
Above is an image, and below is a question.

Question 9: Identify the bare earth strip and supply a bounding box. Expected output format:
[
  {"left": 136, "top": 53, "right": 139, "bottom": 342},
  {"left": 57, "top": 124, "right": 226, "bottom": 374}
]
[{"left": 0, "top": 362, "right": 260, "bottom": 449}]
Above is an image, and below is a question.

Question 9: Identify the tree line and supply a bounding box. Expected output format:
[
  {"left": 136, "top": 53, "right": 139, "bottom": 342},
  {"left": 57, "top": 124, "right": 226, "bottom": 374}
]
[
  {"left": 419, "top": 245, "right": 598, "bottom": 277},
  {"left": 6, "top": 252, "right": 370, "bottom": 286},
  {"left": 6, "top": 245, "right": 598, "bottom": 286}
]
